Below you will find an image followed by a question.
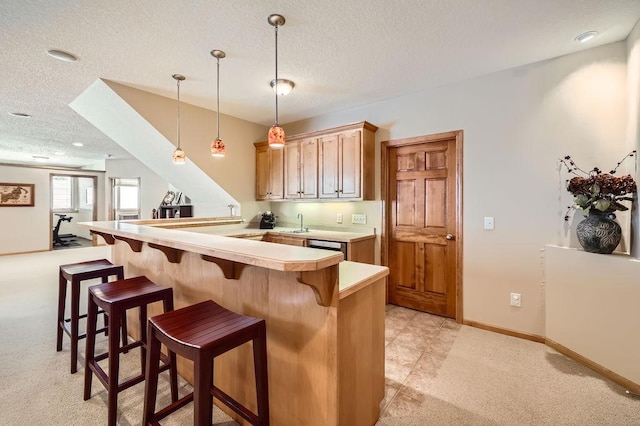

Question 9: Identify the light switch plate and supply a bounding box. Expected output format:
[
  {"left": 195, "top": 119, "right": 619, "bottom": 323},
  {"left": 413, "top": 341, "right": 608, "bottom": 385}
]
[
  {"left": 484, "top": 216, "right": 494, "bottom": 230},
  {"left": 352, "top": 214, "right": 367, "bottom": 224},
  {"left": 337, "top": 213, "right": 343, "bottom": 224}
]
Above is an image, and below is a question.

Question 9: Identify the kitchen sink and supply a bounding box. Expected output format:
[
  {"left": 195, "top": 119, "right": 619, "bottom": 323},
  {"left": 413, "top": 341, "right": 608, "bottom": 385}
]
[{"left": 284, "top": 229, "right": 309, "bottom": 233}]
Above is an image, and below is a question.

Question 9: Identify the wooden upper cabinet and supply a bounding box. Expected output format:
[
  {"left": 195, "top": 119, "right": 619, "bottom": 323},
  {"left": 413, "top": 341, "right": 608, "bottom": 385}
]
[
  {"left": 284, "top": 138, "right": 318, "bottom": 199},
  {"left": 255, "top": 142, "right": 284, "bottom": 200},
  {"left": 319, "top": 130, "right": 362, "bottom": 199},
  {"left": 255, "top": 121, "right": 377, "bottom": 201}
]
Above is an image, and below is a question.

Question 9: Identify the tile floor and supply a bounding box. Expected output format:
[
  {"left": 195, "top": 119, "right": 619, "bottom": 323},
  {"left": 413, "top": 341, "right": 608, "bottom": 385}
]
[{"left": 380, "top": 304, "right": 461, "bottom": 418}]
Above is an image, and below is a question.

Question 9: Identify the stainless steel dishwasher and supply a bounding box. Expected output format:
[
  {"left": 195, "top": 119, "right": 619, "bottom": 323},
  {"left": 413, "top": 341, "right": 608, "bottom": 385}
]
[{"left": 306, "top": 239, "right": 348, "bottom": 259}]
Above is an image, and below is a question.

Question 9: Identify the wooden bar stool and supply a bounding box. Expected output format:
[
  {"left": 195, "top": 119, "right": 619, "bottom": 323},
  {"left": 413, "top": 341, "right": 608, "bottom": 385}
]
[
  {"left": 84, "top": 276, "right": 178, "bottom": 426},
  {"left": 143, "top": 300, "right": 269, "bottom": 426},
  {"left": 57, "top": 259, "right": 125, "bottom": 374}
]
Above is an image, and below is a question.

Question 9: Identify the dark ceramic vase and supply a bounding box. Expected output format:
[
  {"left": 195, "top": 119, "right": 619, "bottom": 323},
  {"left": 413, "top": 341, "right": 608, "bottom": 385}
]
[{"left": 576, "top": 211, "right": 622, "bottom": 254}]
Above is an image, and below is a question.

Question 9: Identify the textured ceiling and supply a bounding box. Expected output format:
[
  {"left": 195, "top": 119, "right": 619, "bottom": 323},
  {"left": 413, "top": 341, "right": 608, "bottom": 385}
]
[{"left": 1, "top": 0, "right": 639, "bottom": 168}]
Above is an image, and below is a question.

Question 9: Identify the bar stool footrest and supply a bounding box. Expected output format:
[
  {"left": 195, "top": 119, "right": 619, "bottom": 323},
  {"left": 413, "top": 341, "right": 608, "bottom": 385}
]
[
  {"left": 212, "top": 385, "right": 260, "bottom": 425},
  {"left": 150, "top": 393, "right": 194, "bottom": 423}
]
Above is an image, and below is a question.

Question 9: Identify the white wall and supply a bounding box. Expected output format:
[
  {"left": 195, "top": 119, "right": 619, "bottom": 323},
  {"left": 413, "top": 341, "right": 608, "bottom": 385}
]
[
  {"left": 628, "top": 20, "right": 640, "bottom": 257},
  {"left": 0, "top": 164, "right": 105, "bottom": 255},
  {"left": 281, "top": 42, "right": 630, "bottom": 337},
  {"left": 545, "top": 245, "right": 640, "bottom": 385}
]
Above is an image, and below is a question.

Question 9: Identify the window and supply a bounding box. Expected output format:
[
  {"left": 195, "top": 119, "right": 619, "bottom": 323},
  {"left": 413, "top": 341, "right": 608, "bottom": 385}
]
[
  {"left": 111, "top": 177, "right": 140, "bottom": 220},
  {"left": 52, "top": 176, "right": 74, "bottom": 211}
]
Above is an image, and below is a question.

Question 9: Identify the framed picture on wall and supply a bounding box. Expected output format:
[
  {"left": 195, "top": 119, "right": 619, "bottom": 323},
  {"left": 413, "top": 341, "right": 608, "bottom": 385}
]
[{"left": 0, "top": 183, "right": 35, "bottom": 207}]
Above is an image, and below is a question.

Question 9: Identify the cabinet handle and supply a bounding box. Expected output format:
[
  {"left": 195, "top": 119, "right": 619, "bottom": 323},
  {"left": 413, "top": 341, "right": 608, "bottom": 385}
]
[{"left": 335, "top": 189, "right": 339, "bottom": 193}]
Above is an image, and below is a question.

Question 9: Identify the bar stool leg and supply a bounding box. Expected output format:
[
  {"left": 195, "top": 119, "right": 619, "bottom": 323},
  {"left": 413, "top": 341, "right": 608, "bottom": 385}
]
[
  {"left": 139, "top": 305, "right": 147, "bottom": 374},
  {"left": 253, "top": 323, "right": 270, "bottom": 425},
  {"left": 193, "top": 352, "right": 214, "bottom": 426},
  {"left": 143, "top": 324, "right": 162, "bottom": 426},
  {"left": 84, "top": 295, "right": 98, "bottom": 401},
  {"left": 70, "top": 278, "right": 81, "bottom": 374},
  {"left": 107, "top": 306, "right": 122, "bottom": 426},
  {"left": 164, "top": 295, "right": 179, "bottom": 402},
  {"left": 56, "top": 270, "right": 67, "bottom": 352}
]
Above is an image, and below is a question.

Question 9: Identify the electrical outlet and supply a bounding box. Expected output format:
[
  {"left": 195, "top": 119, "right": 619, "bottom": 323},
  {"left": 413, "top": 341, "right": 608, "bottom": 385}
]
[
  {"left": 352, "top": 214, "right": 367, "bottom": 224},
  {"left": 510, "top": 292, "right": 521, "bottom": 307},
  {"left": 337, "top": 213, "right": 343, "bottom": 224}
]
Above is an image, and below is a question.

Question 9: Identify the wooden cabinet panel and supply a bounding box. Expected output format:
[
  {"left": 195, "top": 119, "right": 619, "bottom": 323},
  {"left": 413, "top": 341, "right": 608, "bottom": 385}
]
[
  {"left": 339, "top": 130, "right": 361, "bottom": 198},
  {"left": 319, "top": 135, "right": 340, "bottom": 198},
  {"left": 264, "top": 234, "right": 307, "bottom": 247},
  {"left": 301, "top": 138, "right": 318, "bottom": 199},
  {"left": 284, "top": 138, "right": 318, "bottom": 199},
  {"left": 255, "top": 143, "right": 284, "bottom": 200}
]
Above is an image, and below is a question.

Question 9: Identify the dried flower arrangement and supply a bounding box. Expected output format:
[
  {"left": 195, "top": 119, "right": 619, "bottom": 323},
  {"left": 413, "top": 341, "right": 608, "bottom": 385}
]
[{"left": 559, "top": 151, "right": 637, "bottom": 221}]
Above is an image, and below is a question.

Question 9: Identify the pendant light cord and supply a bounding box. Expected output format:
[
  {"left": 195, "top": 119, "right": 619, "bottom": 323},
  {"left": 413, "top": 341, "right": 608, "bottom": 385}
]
[
  {"left": 217, "top": 56, "right": 220, "bottom": 140},
  {"left": 176, "top": 79, "right": 181, "bottom": 149},
  {"left": 274, "top": 23, "right": 279, "bottom": 125}
]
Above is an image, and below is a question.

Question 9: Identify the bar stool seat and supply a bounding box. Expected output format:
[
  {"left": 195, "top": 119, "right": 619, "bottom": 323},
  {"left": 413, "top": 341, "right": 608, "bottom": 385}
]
[
  {"left": 56, "top": 259, "right": 125, "bottom": 374},
  {"left": 84, "top": 276, "right": 178, "bottom": 426},
  {"left": 143, "top": 300, "right": 270, "bottom": 426}
]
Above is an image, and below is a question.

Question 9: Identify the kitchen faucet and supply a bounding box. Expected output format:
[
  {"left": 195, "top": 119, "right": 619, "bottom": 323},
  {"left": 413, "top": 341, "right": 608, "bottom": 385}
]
[{"left": 297, "top": 213, "right": 304, "bottom": 232}]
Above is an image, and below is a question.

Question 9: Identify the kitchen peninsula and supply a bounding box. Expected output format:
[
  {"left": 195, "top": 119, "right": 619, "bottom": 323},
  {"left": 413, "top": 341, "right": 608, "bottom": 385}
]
[{"left": 82, "top": 218, "right": 388, "bottom": 426}]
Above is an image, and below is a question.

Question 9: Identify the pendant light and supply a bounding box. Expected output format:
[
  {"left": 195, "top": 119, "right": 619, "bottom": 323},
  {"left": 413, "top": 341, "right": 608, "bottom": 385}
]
[
  {"left": 210, "top": 49, "right": 226, "bottom": 157},
  {"left": 172, "top": 73, "right": 186, "bottom": 164},
  {"left": 267, "top": 14, "right": 286, "bottom": 148}
]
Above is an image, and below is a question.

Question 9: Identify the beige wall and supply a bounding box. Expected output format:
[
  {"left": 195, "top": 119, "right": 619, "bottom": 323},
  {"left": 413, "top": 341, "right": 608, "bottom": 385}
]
[
  {"left": 104, "top": 81, "right": 268, "bottom": 220},
  {"left": 0, "top": 164, "right": 106, "bottom": 255},
  {"left": 279, "top": 42, "right": 630, "bottom": 337}
]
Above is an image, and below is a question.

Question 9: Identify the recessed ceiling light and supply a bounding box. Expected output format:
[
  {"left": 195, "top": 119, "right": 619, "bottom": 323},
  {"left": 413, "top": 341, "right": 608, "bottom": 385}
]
[
  {"left": 575, "top": 31, "right": 598, "bottom": 43},
  {"left": 54, "top": 152, "right": 65, "bottom": 156},
  {"left": 72, "top": 142, "right": 84, "bottom": 147},
  {"left": 46, "top": 49, "right": 78, "bottom": 62},
  {"left": 8, "top": 112, "right": 31, "bottom": 118}
]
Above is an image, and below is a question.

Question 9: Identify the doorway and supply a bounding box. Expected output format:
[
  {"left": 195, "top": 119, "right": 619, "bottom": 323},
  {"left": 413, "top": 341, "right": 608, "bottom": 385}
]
[
  {"left": 50, "top": 174, "right": 98, "bottom": 250},
  {"left": 382, "top": 130, "right": 463, "bottom": 321}
]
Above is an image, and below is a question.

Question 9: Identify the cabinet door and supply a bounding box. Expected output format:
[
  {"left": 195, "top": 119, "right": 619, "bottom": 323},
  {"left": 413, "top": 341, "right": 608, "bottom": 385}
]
[
  {"left": 256, "top": 146, "right": 270, "bottom": 200},
  {"left": 300, "top": 138, "right": 318, "bottom": 199},
  {"left": 256, "top": 145, "right": 284, "bottom": 200},
  {"left": 319, "top": 134, "right": 340, "bottom": 198},
  {"left": 284, "top": 142, "right": 301, "bottom": 199},
  {"left": 339, "top": 130, "right": 362, "bottom": 198},
  {"left": 269, "top": 147, "right": 284, "bottom": 200}
]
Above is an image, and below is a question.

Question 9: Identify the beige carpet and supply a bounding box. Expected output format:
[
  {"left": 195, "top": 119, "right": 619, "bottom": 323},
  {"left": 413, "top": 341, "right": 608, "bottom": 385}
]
[{"left": 0, "top": 246, "right": 638, "bottom": 425}]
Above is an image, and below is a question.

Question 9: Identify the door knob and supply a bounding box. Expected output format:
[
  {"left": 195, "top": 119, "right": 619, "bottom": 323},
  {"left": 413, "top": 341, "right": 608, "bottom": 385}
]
[{"left": 446, "top": 234, "right": 455, "bottom": 240}]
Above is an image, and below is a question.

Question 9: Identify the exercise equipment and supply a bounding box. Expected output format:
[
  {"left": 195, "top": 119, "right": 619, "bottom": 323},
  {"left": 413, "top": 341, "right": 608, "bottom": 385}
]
[{"left": 53, "top": 214, "right": 76, "bottom": 246}]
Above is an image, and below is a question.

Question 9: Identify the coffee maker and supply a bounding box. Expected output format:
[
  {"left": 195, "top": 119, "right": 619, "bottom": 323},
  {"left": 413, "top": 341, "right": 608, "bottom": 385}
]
[{"left": 259, "top": 211, "right": 277, "bottom": 229}]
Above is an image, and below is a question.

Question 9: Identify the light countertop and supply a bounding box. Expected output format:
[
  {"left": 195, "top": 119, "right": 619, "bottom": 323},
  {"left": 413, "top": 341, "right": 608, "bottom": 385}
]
[{"left": 81, "top": 219, "right": 387, "bottom": 292}]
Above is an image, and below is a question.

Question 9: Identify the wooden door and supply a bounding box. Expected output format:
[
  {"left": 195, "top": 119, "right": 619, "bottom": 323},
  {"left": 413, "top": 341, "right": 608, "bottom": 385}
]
[
  {"left": 319, "top": 134, "right": 340, "bottom": 198},
  {"left": 339, "top": 130, "right": 361, "bottom": 199},
  {"left": 300, "top": 138, "right": 318, "bottom": 199},
  {"left": 383, "top": 131, "right": 462, "bottom": 319}
]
